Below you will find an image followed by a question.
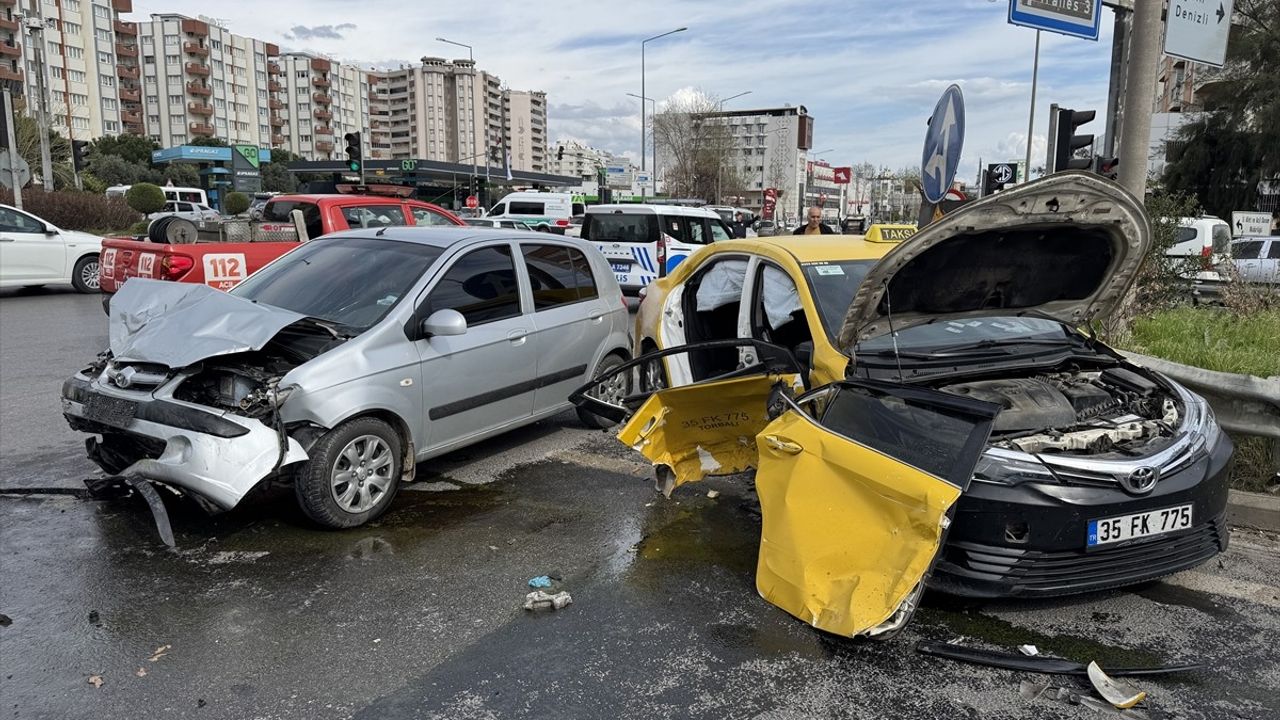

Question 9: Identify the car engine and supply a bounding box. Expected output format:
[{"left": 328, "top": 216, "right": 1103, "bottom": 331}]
[{"left": 941, "top": 367, "right": 1180, "bottom": 455}]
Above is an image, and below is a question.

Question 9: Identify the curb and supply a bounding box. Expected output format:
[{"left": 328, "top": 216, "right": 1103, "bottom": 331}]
[{"left": 1227, "top": 489, "right": 1280, "bottom": 532}]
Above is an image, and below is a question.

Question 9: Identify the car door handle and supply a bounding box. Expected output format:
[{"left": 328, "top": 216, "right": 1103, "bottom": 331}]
[
  {"left": 588, "top": 313, "right": 604, "bottom": 323},
  {"left": 507, "top": 329, "right": 528, "bottom": 346},
  {"left": 763, "top": 435, "right": 803, "bottom": 455},
  {"left": 0, "top": 237, "right": 13, "bottom": 242}
]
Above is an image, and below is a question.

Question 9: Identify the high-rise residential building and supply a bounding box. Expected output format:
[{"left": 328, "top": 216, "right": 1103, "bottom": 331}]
[
  {"left": 276, "top": 52, "right": 368, "bottom": 161},
  {"left": 549, "top": 140, "right": 619, "bottom": 180},
  {"left": 367, "top": 57, "right": 547, "bottom": 173},
  {"left": 503, "top": 89, "right": 546, "bottom": 173},
  {"left": 9, "top": 0, "right": 140, "bottom": 141},
  {"left": 136, "top": 14, "right": 280, "bottom": 148}
]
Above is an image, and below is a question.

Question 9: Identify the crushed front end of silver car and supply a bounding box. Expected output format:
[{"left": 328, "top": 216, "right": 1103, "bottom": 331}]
[{"left": 61, "top": 279, "right": 347, "bottom": 516}]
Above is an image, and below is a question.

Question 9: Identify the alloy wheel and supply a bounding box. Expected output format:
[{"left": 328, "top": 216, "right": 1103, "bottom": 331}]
[{"left": 330, "top": 434, "right": 394, "bottom": 513}]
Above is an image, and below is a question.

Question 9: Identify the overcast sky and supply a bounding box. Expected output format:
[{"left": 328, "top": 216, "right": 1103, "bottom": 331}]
[{"left": 134, "top": 0, "right": 1119, "bottom": 183}]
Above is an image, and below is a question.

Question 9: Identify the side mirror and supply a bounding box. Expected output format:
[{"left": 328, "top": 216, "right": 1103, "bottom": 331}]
[
  {"left": 421, "top": 308, "right": 467, "bottom": 337},
  {"left": 43, "top": 225, "right": 58, "bottom": 235}
]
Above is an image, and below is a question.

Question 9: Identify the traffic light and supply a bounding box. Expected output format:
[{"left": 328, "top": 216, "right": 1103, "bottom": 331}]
[
  {"left": 1094, "top": 156, "right": 1119, "bottom": 181},
  {"left": 343, "top": 132, "right": 361, "bottom": 173},
  {"left": 71, "top": 140, "right": 89, "bottom": 172},
  {"left": 1052, "top": 107, "right": 1096, "bottom": 173},
  {"left": 556, "top": 146, "right": 564, "bottom": 161}
]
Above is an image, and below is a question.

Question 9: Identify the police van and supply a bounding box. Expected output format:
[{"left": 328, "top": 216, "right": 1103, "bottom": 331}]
[{"left": 581, "top": 204, "right": 734, "bottom": 295}]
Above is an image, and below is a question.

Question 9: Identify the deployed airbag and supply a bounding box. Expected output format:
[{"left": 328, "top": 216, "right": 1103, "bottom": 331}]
[{"left": 694, "top": 260, "right": 748, "bottom": 313}]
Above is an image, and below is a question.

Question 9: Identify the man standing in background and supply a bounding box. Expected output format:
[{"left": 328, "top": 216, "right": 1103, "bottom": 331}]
[{"left": 793, "top": 206, "right": 834, "bottom": 235}]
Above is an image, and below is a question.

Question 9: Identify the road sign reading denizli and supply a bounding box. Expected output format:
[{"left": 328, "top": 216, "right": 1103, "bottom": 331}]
[
  {"left": 1008, "top": 0, "right": 1102, "bottom": 41},
  {"left": 1164, "top": 0, "right": 1234, "bottom": 67}
]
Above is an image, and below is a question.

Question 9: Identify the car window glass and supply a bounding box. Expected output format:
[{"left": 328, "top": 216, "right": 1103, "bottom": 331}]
[
  {"left": 342, "top": 204, "right": 407, "bottom": 228},
  {"left": 177, "top": 191, "right": 202, "bottom": 203},
  {"left": 262, "top": 200, "right": 323, "bottom": 239},
  {"left": 230, "top": 236, "right": 443, "bottom": 331},
  {"left": 508, "top": 201, "right": 545, "bottom": 215},
  {"left": 0, "top": 208, "right": 45, "bottom": 233},
  {"left": 660, "top": 215, "right": 685, "bottom": 241},
  {"left": 178, "top": 202, "right": 194, "bottom": 212},
  {"left": 582, "top": 213, "right": 654, "bottom": 243},
  {"left": 685, "top": 218, "right": 708, "bottom": 244},
  {"left": 522, "top": 244, "right": 597, "bottom": 310},
  {"left": 489, "top": 203, "right": 506, "bottom": 216},
  {"left": 1232, "top": 241, "right": 1263, "bottom": 259},
  {"left": 1268, "top": 242, "right": 1280, "bottom": 260},
  {"left": 1173, "top": 227, "right": 1197, "bottom": 245},
  {"left": 572, "top": 202, "right": 586, "bottom": 216},
  {"left": 1211, "top": 224, "right": 1231, "bottom": 253},
  {"left": 409, "top": 205, "right": 454, "bottom": 226},
  {"left": 710, "top": 220, "right": 731, "bottom": 241},
  {"left": 424, "top": 246, "right": 522, "bottom": 326}
]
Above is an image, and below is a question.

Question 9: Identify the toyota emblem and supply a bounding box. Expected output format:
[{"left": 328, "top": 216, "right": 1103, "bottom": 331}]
[{"left": 1120, "top": 466, "right": 1159, "bottom": 495}]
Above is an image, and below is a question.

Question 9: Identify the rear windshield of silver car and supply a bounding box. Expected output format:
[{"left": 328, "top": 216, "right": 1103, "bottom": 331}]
[
  {"left": 582, "top": 213, "right": 657, "bottom": 243},
  {"left": 231, "top": 236, "right": 444, "bottom": 332}
]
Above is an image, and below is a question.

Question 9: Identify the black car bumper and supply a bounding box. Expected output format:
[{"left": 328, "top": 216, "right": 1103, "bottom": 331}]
[{"left": 931, "top": 434, "right": 1233, "bottom": 598}]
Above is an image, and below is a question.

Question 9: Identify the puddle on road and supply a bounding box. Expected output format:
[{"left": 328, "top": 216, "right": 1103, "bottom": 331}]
[
  {"left": 626, "top": 485, "right": 760, "bottom": 593},
  {"left": 1131, "top": 581, "right": 1243, "bottom": 622}
]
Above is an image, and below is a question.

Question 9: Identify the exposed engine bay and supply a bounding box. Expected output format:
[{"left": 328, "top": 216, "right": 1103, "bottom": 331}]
[{"left": 940, "top": 366, "right": 1180, "bottom": 456}]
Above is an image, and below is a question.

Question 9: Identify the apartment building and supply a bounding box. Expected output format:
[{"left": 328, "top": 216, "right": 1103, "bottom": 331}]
[
  {"left": 503, "top": 89, "right": 546, "bottom": 173},
  {"left": 549, "top": 140, "right": 620, "bottom": 180},
  {"left": 136, "top": 14, "right": 280, "bottom": 148},
  {"left": 8, "top": 0, "right": 140, "bottom": 140},
  {"left": 367, "top": 57, "right": 547, "bottom": 173},
  {"left": 275, "top": 52, "right": 368, "bottom": 160},
  {"left": 660, "top": 105, "right": 812, "bottom": 219}
]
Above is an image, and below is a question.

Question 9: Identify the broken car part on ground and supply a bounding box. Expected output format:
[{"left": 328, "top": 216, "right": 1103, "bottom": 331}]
[{"left": 571, "top": 173, "right": 1234, "bottom": 638}]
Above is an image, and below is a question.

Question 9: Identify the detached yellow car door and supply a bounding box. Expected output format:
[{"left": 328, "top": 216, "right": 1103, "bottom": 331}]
[{"left": 609, "top": 371, "right": 999, "bottom": 638}]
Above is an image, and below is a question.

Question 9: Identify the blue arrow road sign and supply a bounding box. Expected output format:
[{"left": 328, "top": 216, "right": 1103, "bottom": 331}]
[
  {"left": 1008, "top": 0, "right": 1102, "bottom": 41},
  {"left": 920, "top": 84, "right": 965, "bottom": 205}
]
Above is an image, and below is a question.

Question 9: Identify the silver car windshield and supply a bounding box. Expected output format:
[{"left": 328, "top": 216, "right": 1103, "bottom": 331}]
[{"left": 231, "top": 236, "right": 443, "bottom": 332}]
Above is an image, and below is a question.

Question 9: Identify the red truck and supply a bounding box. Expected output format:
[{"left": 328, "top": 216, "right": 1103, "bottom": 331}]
[{"left": 99, "top": 194, "right": 464, "bottom": 295}]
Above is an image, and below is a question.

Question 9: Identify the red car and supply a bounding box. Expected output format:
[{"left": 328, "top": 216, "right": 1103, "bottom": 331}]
[{"left": 99, "top": 194, "right": 463, "bottom": 294}]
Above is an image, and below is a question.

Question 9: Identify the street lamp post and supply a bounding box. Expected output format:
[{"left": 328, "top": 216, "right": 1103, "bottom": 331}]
[
  {"left": 641, "top": 27, "right": 686, "bottom": 199},
  {"left": 626, "top": 92, "right": 656, "bottom": 195},
  {"left": 714, "top": 90, "right": 751, "bottom": 204},
  {"left": 436, "top": 37, "right": 478, "bottom": 185}
]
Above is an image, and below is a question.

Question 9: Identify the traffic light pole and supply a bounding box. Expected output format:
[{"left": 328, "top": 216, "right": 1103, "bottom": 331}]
[
  {"left": 1024, "top": 29, "right": 1040, "bottom": 181},
  {"left": 3, "top": 91, "right": 21, "bottom": 210},
  {"left": 1115, "top": 0, "right": 1160, "bottom": 198}
]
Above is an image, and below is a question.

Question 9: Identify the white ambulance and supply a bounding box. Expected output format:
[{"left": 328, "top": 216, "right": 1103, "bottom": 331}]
[{"left": 580, "top": 204, "right": 734, "bottom": 295}]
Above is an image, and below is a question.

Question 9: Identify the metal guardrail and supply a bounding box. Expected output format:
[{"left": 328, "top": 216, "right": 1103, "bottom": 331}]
[{"left": 1121, "top": 351, "right": 1280, "bottom": 464}]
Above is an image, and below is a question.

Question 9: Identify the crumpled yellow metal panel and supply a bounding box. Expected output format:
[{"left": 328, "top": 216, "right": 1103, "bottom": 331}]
[
  {"left": 753, "top": 409, "right": 960, "bottom": 637},
  {"left": 616, "top": 375, "right": 784, "bottom": 495}
]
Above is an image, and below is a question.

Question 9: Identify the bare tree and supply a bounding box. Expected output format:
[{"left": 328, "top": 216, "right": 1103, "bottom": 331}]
[{"left": 652, "top": 91, "right": 738, "bottom": 202}]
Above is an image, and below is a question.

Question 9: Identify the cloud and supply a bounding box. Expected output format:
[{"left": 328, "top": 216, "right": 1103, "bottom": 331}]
[{"left": 283, "top": 23, "right": 357, "bottom": 41}]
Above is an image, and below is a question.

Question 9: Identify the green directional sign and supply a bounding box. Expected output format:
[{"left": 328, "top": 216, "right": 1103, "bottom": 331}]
[
  {"left": 401, "top": 159, "right": 417, "bottom": 172},
  {"left": 234, "top": 144, "right": 260, "bottom": 168}
]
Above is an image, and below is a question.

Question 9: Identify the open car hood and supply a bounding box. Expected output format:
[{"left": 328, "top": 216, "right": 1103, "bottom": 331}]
[
  {"left": 836, "top": 172, "right": 1151, "bottom": 353},
  {"left": 108, "top": 278, "right": 307, "bottom": 368}
]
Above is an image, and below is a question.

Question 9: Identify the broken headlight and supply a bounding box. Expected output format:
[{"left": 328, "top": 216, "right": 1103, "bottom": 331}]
[{"left": 972, "top": 453, "right": 1058, "bottom": 486}]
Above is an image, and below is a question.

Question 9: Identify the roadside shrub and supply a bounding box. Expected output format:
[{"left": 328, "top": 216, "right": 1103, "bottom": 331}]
[
  {"left": 128, "top": 220, "right": 150, "bottom": 235},
  {"left": 224, "top": 191, "right": 250, "bottom": 216},
  {"left": 0, "top": 188, "right": 140, "bottom": 234},
  {"left": 125, "top": 183, "right": 166, "bottom": 215}
]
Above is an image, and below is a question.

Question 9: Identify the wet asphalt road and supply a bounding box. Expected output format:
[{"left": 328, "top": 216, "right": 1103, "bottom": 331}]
[{"left": 2, "top": 287, "right": 1280, "bottom": 720}]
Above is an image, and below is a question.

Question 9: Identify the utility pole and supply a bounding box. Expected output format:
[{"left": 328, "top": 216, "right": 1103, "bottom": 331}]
[
  {"left": 1116, "top": 0, "right": 1161, "bottom": 198},
  {"left": 22, "top": 16, "right": 54, "bottom": 192},
  {"left": 3, "top": 90, "right": 22, "bottom": 209},
  {"left": 1102, "top": 5, "right": 1131, "bottom": 158},
  {"left": 1024, "top": 30, "right": 1041, "bottom": 181}
]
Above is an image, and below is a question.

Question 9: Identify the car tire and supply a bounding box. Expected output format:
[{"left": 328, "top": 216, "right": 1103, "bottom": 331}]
[
  {"left": 638, "top": 341, "right": 668, "bottom": 393},
  {"left": 576, "top": 353, "right": 628, "bottom": 429},
  {"left": 295, "top": 416, "right": 403, "bottom": 529},
  {"left": 72, "top": 255, "right": 101, "bottom": 294}
]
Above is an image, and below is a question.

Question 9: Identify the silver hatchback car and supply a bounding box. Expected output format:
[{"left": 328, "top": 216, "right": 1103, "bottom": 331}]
[{"left": 62, "top": 228, "right": 632, "bottom": 528}]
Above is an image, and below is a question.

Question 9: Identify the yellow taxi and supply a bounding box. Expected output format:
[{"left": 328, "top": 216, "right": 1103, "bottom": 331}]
[{"left": 573, "top": 173, "right": 1229, "bottom": 640}]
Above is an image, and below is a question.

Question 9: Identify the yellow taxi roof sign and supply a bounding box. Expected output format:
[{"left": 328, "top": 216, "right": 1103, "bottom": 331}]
[{"left": 864, "top": 224, "right": 918, "bottom": 243}]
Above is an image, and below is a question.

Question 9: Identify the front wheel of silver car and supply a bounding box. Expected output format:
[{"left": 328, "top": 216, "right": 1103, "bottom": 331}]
[
  {"left": 576, "top": 354, "right": 629, "bottom": 429},
  {"left": 296, "top": 417, "right": 402, "bottom": 529}
]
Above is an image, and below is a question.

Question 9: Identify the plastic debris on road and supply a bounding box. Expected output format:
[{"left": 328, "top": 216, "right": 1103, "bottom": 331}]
[
  {"left": 527, "top": 575, "right": 552, "bottom": 589},
  {"left": 1019, "top": 644, "right": 1040, "bottom": 656},
  {"left": 1088, "top": 661, "right": 1147, "bottom": 709},
  {"left": 523, "top": 590, "right": 573, "bottom": 611}
]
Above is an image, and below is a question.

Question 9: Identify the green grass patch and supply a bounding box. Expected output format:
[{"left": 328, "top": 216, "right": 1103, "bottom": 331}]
[
  {"left": 1123, "top": 307, "right": 1278, "bottom": 492},
  {"left": 1126, "top": 307, "right": 1280, "bottom": 377}
]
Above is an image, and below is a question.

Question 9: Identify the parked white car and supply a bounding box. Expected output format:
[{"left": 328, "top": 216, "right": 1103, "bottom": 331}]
[
  {"left": 149, "top": 200, "right": 220, "bottom": 225},
  {"left": 1231, "top": 236, "right": 1280, "bottom": 285},
  {"left": 0, "top": 204, "right": 103, "bottom": 293}
]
